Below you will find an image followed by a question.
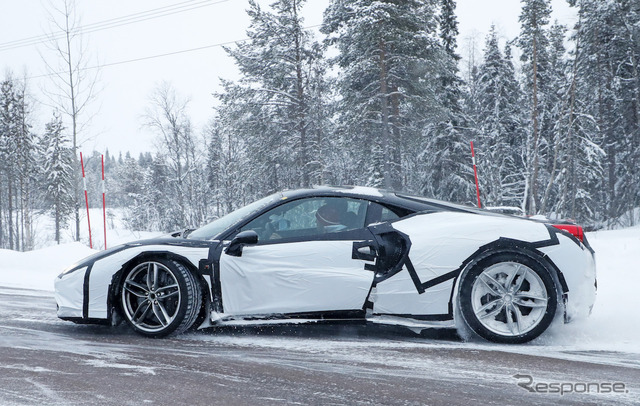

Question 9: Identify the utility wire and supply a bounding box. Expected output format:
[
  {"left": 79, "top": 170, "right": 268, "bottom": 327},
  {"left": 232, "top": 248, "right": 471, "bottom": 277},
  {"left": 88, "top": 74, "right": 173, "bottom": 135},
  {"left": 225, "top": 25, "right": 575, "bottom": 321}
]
[
  {"left": 1, "top": 0, "right": 207, "bottom": 48},
  {"left": 0, "top": 0, "right": 223, "bottom": 50},
  {"left": 0, "top": 0, "right": 233, "bottom": 52},
  {"left": 26, "top": 23, "right": 323, "bottom": 81}
]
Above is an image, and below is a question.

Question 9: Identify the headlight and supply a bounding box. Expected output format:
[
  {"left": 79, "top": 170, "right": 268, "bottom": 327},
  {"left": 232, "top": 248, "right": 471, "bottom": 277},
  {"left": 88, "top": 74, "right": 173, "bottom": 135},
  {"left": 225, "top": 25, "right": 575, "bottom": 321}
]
[
  {"left": 57, "top": 244, "right": 126, "bottom": 279},
  {"left": 58, "top": 265, "right": 87, "bottom": 279}
]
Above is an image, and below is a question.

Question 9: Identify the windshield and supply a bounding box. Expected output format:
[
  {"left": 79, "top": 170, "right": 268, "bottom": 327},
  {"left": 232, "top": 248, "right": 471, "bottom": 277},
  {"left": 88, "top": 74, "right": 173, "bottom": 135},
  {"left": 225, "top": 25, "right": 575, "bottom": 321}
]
[{"left": 187, "top": 192, "right": 282, "bottom": 240}]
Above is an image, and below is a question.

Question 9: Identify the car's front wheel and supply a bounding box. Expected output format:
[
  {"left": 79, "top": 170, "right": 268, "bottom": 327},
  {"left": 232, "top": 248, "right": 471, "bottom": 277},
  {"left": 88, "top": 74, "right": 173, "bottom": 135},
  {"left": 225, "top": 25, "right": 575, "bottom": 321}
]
[
  {"left": 120, "top": 259, "right": 201, "bottom": 337},
  {"left": 458, "top": 252, "right": 558, "bottom": 344}
]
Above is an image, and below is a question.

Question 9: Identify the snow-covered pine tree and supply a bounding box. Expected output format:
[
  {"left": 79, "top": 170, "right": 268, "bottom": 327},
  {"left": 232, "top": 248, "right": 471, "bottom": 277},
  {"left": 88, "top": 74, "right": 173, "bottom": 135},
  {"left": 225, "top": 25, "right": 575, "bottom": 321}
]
[
  {"left": 214, "top": 79, "right": 279, "bottom": 200},
  {"left": 41, "top": 112, "right": 74, "bottom": 244},
  {"left": 569, "top": 0, "right": 640, "bottom": 225},
  {"left": 518, "top": 0, "right": 552, "bottom": 214},
  {"left": 14, "top": 80, "right": 37, "bottom": 250},
  {"left": 115, "top": 153, "right": 146, "bottom": 231},
  {"left": 100, "top": 150, "right": 125, "bottom": 208},
  {"left": 0, "top": 76, "right": 38, "bottom": 250},
  {"left": 115, "top": 151, "right": 175, "bottom": 232},
  {"left": 419, "top": 0, "right": 475, "bottom": 203},
  {"left": 538, "top": 22, "right": 568, "bottom": 216},
  {"left": 439, "top": 0, "right": 462, "bottom": 112},
  {"left": 536, "top": 20, "right": 604, "bottom": 224},
  {"left": 218, "top": 0, "right": 328, "bottom": 195},
  {"left": 80, "top": 151, "right": 106, "bottom": 217},
  {"left": 181, "top": 123, "right": 208, "bottom": 228},
  {"left": 146, "top": 155, "right": 171, "bottom": 230},
  {"left": 205, "top": 118, "right": 249, "bottom": 217},
  {"left": 0, "top": 78, "right": 18, "bottom": 249},
  {"left": 322, "top": 0, "right": 443, "bottom": 191},
  {"left": 473, "top": 27, "right": 527, "bottom": 209}
]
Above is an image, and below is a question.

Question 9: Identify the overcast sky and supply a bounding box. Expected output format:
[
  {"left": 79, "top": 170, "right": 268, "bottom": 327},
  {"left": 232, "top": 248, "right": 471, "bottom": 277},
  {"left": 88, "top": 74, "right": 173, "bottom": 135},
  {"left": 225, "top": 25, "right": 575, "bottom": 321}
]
[{"left": 1, "top": 0, "right": 576, "bottom": 156}]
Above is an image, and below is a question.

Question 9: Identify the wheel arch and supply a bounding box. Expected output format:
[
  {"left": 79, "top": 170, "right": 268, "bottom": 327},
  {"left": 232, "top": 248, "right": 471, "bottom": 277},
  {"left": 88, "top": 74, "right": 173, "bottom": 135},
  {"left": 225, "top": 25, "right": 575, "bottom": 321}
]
[
  {"left": 108, "top": 251, "right": 210, "bottom": 321},
  {"left": 450, "top": 237, "right": 568, "bottom": 324}
]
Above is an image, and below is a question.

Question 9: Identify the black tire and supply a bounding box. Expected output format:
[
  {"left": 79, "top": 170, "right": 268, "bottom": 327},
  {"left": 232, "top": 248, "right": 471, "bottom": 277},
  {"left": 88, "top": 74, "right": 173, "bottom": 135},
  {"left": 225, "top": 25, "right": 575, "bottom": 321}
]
[
  {"left": 120, "top": 258, "right": 201, "bottom": 338},
  {"left": 458, "top": 252, "right": 558, "bottom": 344},
  {"left": 188, "top": 283, "right": 210, "bottom": 331}
]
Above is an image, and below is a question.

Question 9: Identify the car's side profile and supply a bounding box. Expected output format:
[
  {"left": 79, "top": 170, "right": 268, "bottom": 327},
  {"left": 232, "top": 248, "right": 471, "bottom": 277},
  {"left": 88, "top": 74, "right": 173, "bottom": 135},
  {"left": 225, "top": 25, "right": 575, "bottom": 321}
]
[{"left": 55, "top": 186, "right": 597, "bottom": 343}]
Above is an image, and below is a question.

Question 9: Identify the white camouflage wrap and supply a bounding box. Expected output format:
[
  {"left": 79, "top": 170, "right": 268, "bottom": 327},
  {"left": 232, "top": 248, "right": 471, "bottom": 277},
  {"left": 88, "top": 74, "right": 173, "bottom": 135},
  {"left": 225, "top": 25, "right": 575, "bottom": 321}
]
[
  {"left": 55, "top": 245, "right": 210, "bottom": 319},
  {"left": 54, "top": 211, "right": 596, "bottom": 329},
  {"left": 371, "top": 212, "right": 596, "bottom": 323}
]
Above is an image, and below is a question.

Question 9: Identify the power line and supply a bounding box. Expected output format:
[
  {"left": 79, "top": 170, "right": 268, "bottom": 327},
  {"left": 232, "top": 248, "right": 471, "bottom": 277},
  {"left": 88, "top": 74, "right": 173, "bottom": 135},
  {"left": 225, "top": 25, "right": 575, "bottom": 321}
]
[
  {"left": 0, "top": 0, "right": 226, "bottom": 51},
  {"left": 1, "top": 0, "right": 206, "bottom": 48},
  {"left": 27, "top": 23, "right": 324, "bottom": 81},
  {"left": 0, "top": 0, "right": 233, "bottom": 53},
  {"left": 27, "top": 23, "right": 323, "bottom": 80}
]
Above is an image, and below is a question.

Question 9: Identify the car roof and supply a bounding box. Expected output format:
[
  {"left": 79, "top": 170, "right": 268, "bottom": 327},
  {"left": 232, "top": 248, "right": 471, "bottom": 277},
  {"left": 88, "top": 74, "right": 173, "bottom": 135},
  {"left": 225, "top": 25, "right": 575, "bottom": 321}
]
[
  {"left": 277, "top": 185, "right": 476, "bottom": 213},
  {"left": 209, "top": 186, "right": 518, "bottom": 241}
]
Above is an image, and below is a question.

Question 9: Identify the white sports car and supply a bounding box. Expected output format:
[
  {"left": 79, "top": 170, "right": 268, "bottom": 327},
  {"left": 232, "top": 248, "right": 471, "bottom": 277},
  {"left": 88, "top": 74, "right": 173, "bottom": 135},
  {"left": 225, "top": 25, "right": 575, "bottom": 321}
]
[{"left": 55, "top": 186, "right": 596, "bottom": 343}]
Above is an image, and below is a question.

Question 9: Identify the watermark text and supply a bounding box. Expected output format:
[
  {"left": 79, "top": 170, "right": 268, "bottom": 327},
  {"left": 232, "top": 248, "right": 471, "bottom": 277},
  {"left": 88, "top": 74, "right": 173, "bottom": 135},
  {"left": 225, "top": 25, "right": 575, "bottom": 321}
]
[{"left": 514, "top": 374, "right": 628, "bottom": 395}]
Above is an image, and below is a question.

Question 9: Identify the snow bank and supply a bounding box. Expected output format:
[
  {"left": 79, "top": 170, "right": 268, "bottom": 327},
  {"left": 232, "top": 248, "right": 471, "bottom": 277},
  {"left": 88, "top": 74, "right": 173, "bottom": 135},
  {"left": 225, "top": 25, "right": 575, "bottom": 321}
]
[
  {"left": 538, "top": 227, "right": 640, "bottom": 353},
  {"left": 0, "top": 243, "right": 95, "bottom": 291},
  {"left": 30, "top": 207, "right": 163, "bottom": 250},
  {"left": 0, "top": 208, "right": 163, "bottom": 292}
]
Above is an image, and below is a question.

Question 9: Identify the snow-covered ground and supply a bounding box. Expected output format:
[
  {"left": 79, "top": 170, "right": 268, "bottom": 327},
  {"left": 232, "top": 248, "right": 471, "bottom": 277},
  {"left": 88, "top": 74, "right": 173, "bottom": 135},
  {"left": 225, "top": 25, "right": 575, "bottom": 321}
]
[
  {"left": 29, "top": 207, "right": 162, "bottom": 250},
  {"left": 538, "top": 227, "right": 640, "bottom": 353},
  {"left": 0, "top": 208, "right": 162, "bottom": 292},
  {"left": 0, "top": 215, "right": 638, "bottom": 353}
]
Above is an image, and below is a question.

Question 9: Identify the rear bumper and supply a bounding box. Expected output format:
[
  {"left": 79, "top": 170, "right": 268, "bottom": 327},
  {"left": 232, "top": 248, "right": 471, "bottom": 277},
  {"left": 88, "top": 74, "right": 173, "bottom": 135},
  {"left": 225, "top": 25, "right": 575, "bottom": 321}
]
[{"left": 538, "top": 235, "right": 597, "bottom": 322}]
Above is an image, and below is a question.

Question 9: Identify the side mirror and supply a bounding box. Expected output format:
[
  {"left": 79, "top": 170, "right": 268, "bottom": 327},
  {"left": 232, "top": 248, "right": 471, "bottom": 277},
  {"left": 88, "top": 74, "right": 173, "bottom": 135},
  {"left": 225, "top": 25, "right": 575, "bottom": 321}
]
[{"left": 225, "top": 230, "right": 259, "bottom": 257}]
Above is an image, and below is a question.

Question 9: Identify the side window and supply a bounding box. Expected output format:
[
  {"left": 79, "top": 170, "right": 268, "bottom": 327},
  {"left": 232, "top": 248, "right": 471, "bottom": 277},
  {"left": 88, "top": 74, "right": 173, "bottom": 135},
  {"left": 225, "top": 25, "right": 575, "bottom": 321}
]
[
  {"left": 365, "top": 202, "right": 405, "bottom": 226},
  {"left": 380, "top": 206, "right": 400, "bottom": 222},
  {"left": 240, "top": 197, "right": 367, "bottom": 242}
]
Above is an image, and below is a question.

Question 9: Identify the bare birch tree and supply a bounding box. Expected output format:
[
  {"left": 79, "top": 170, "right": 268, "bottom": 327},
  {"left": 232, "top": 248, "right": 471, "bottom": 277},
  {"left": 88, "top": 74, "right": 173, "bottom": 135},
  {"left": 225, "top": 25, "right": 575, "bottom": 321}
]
[
  {"left": 144, "top": 82, "right": 198, "bottom": 229},
  {"left": 40, "top": 0, "right": 100, "bottom": 242}
]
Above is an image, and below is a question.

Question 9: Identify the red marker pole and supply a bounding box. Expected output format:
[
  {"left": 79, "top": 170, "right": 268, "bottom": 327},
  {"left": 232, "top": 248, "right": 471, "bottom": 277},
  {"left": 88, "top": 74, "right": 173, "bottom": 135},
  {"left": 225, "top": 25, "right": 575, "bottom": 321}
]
[
  {"left": 101, "top": 154, "right": 107, "bottom": 250},
  {"left": 80, "top": 152, "right": 93, "bottom": 249},
  {"left": 471, "top": 141, "right": 482, "bottom": 208}
]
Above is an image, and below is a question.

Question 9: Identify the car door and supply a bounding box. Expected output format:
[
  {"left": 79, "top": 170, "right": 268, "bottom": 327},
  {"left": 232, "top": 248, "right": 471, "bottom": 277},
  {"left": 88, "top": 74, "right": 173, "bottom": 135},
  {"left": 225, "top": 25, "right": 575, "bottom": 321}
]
[{"left": 218, "top": 197, "right": 377, "bottom": 316}]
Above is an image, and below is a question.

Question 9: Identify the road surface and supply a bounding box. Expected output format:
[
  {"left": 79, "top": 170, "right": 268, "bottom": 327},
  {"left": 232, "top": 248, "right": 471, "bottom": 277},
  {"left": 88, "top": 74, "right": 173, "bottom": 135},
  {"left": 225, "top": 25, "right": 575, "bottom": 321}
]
[{"left": 0, "top": 287, "right": 638, "bottom": 405}]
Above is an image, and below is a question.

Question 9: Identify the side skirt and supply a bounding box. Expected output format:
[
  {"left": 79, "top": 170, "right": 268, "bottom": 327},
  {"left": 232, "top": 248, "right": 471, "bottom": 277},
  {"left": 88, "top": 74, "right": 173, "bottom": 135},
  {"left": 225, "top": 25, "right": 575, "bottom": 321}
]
[
  {"left": 211, "top": 310, "right": 367, "bottom": 324},
  {"left": 206, "top": 312, "right": 456, "bottom": 331}
]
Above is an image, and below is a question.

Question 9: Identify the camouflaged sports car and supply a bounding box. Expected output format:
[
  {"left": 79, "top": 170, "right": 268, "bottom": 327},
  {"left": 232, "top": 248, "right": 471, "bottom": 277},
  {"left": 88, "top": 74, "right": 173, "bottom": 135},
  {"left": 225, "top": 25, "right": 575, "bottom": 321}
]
[{"left": 55, "top": 186, "right": 596, "bottom": 343}]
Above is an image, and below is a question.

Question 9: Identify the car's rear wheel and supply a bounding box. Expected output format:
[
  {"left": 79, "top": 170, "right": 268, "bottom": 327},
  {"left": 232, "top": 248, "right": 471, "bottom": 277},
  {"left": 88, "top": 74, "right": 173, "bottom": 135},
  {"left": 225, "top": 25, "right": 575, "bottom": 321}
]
[
  {"left": 458, "top": 252, "right": 558, "bottom": 344},
  {"left": 120, "top": 259, "right": 201, "bottom": 337}
]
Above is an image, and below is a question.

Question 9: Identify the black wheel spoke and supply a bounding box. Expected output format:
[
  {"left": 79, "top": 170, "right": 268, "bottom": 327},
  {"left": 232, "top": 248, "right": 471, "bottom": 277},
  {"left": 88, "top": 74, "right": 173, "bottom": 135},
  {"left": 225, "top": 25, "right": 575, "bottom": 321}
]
[
  {"left": 124, "top": 280, "right": 148, "bottom": 297},
  {"left": 152, "top": 303, "right": 168, "bottom": 327},
  {"left": 132, "top": 300, "right": 151, "bottom": 325}
]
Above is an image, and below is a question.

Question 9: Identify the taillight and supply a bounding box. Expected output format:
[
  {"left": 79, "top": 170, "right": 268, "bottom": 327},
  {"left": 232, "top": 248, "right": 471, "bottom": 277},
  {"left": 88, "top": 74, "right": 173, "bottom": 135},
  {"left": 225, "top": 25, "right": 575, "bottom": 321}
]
[{"left": 552, "top": 224, "right": 584, "bottom": 242}]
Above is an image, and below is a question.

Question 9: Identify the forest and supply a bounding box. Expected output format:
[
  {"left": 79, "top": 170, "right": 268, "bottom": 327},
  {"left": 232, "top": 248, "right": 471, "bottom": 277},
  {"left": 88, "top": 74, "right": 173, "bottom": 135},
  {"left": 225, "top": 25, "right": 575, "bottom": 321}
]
[{"left": 1, "top": 0, "right": 639, "bottom": 250}]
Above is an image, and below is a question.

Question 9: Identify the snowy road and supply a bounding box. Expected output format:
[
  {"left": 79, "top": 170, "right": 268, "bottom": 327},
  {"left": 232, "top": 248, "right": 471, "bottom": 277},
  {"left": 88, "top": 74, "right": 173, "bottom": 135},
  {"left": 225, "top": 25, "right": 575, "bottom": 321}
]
[{"left": 1, "top": 288, "right": 638, "bottom": 405}]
